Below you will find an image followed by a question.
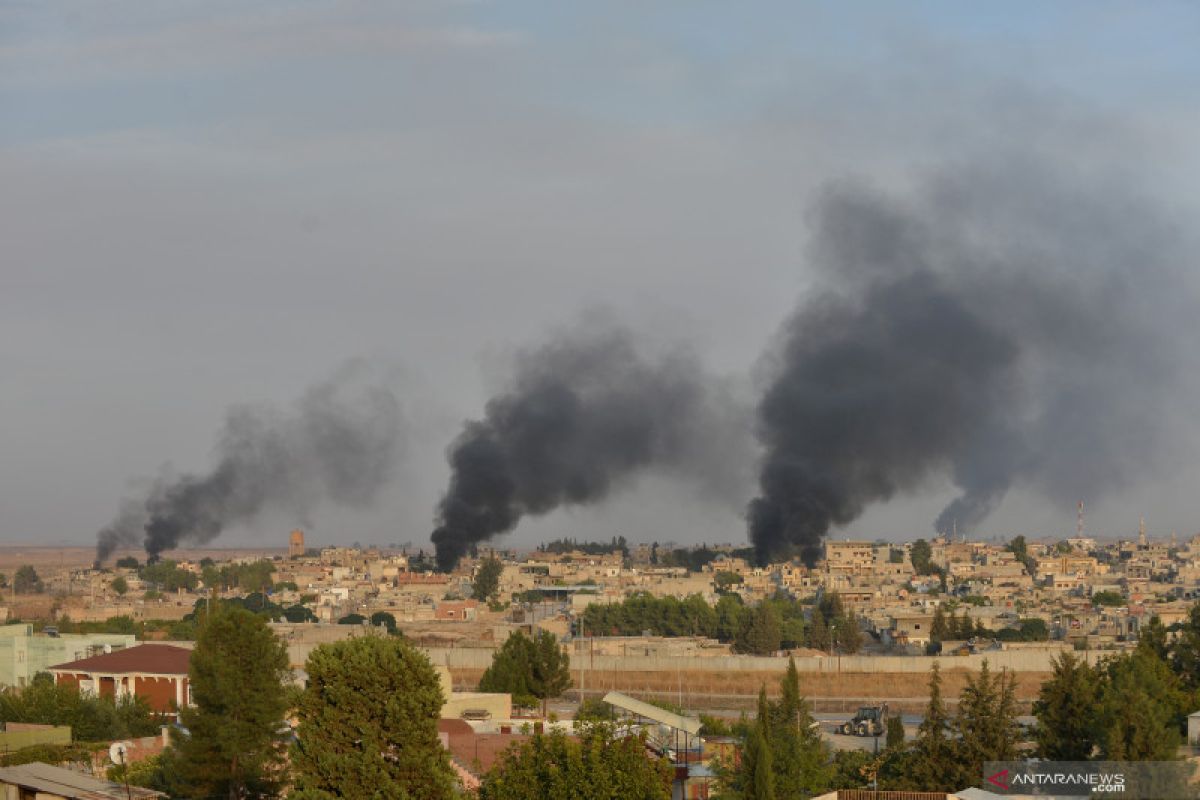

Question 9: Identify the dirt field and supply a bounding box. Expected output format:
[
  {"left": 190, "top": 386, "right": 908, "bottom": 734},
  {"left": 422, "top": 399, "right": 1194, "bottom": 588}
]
[
  {"left": 0, "top": 545, "right": 287, "bottom": 571},
  {"left": 450, "top": 666, "right": 1049, "bottom": 714}
]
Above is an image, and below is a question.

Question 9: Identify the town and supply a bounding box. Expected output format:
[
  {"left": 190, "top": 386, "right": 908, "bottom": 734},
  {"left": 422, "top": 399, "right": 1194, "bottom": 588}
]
[{"left": 1, "top": 521, "right": 1198, "bottom": 798}]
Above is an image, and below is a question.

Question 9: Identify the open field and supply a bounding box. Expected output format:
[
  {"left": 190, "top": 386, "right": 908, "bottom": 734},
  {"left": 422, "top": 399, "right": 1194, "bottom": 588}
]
[{"left": 0, "top": 545, "right": 287, "bottom": 571}]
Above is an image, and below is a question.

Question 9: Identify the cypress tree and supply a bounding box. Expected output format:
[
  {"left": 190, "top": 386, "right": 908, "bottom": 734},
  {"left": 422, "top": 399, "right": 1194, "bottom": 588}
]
[
  {"left": 291, "top": 635, "right": 458, "bottom": 799},
  {"left": 1033, "top": 652, "right": 1100, "bottom": 760},
  {"left": 173, "top": 604, "right": 291, "bottom": 800}
]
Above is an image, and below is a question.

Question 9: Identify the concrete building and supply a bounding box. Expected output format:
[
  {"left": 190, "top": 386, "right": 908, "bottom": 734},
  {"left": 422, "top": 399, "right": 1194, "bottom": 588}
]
[
  {"left": 48, "top": 644, "right": 192, "bottom": 718},
  {"left": 0, "top": 624, "right": 136, "bottom": 689}
]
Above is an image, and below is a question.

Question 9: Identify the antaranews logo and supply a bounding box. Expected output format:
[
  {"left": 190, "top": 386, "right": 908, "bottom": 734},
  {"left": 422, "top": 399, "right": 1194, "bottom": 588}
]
[
  {"left": 985, "top": 769, "right": 1009, "bottom": 791},
  {"left": 983, "top": 761, "right": 1192, "bottom": 800}
]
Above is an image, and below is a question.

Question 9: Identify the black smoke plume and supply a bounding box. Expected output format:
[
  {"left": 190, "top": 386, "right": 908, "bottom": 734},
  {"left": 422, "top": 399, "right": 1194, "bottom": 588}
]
[
  {"left": 749, "top": 158, "right": 1196, "bottom": 565},
  {"left": 432, "top": 322, "right": 743, "bottom": 571},
  {"left": 95, "top": 363, "right": 403, "bottom": 562}
]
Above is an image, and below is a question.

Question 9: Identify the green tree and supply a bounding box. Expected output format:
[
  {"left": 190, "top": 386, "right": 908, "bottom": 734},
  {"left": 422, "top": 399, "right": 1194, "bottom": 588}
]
[
  {"left": 835, "top": 611, "right": 863, "bottom": 654},
  {"left": 115, "top": 556, "right": 140, "bottom": 569},
  {"left": 1097, "top": 649, "right": 1185, "bottom": 760},
  {"left": 173, "top": 604, "right": 291, "bottom": 799},
  {"left": 953, "top": 661, "right": 1020, "bottom": 787},
  {"left": 0, "top": 673, "right": 158, "bottom": 741},
  {"left": 885, "top": 714, "right": 906, "bottom": 750},
  {"left": 478, "top": 629, "right": 571, "bottom": 715},
  {"left": 903, "top": 662, "right": 955, "bottom": 791},
  {"left": 370, "top": 611, "right": 398, "bottom": 634},
  {"left": 472, "top": 555, "right": 503, "bottom": 602},
  {"left": 736, "top": 603, "right": 782, "bottom": 656},
  {"left": 1170, "top": 601, "right": 1200, "bottom": 691},
  {"left": 291, "top": 636, "right": 457, "bottom": 799},
  {"left": 338, "top": 613, "right": 367, "bottom": 625},
  {"left": 1033, "top": 652, "right": 1100, "bottom": 760},
  {"left": 910, "top": 539, "right": 933, "bottom": 575},
  {"left": 14, "top": 565, "right": 43, "bottom": 594},
  {"left": 110, "top": 576, "right": 128, "bottom": 596},
  {"left": 769, "top": 658, "right": 830, "bottom": 797},
  {"left": 807, "top": 610, "right": 830, "bottom": 652},
  {"left": 480, "top": 724, "right": 670, "bottom": 800},
  {"left": 1091, "top": 590, "right": 1125, "bottom": 607},
  {"left": 930, "top": 605, "right": 948, "bottom": 643}
]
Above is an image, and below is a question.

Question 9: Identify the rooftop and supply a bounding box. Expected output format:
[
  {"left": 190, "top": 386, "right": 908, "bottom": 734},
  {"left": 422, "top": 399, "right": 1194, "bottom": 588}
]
[
  {"left": 49, "top": 643, "right": 191, "bottom": 676},
  {"left": 0, "top": 761, "right": 163, "bottom": 799}
]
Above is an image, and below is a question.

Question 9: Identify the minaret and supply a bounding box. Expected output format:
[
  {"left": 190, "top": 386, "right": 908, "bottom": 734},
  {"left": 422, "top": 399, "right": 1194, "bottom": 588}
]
[
  {"left": 1077, "top": 501, "right": 1084, "bottom": 539},
  {"left": 1138, "top": 516, "right": 1147, "bottom": 549}
]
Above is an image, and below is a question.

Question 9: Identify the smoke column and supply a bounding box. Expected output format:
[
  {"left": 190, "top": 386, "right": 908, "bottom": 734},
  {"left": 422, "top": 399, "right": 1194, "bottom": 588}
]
[
  {"left": 431, "top": 321, "right": 743, "bottom": 571},
  {"left": 96, "top": 362, "right": 404, "bottom": 562},
  {"left": 749, "top": 158, "right": 1196, "bottom": 564}
]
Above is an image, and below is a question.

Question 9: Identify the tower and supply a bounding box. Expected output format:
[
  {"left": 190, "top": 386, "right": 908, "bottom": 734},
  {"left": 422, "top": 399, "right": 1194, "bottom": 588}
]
[
  {"left": 289, "top": 529, "right": 306, "bottom": 558},
  {"left": 1077, "top": 501, "right": 1084, "bottom": 539},
  {"left": 1138, "top": 517, "right": 1147, "bottom": 549}
]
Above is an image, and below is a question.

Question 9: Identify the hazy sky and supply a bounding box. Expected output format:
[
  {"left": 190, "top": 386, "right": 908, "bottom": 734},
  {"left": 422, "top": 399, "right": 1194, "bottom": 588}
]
[{"left": 4, "top": 1, "right": 1200, "bottom": 553}]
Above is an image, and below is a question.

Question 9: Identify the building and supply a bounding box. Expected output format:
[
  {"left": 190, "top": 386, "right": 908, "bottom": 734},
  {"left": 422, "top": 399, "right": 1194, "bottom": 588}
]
[
  {"left": 0, "top": 624, "right": 136, "bottom": 689},
  {"left": 290, "top": 528, "right": 306, "bottom": 558},
  {"left": 48, "top": 644, "right": 192, "bottom": 718},
  {"left": 0, "top": 762, "right": 163, "bottom": 799}
]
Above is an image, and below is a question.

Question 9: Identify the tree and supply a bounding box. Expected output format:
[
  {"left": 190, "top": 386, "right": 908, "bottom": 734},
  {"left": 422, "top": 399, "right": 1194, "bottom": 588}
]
[
  {"left": 910, "top": 539, "right": 933, "bottom": 575},
  {"left": 1097, "top": 649, "right": 1185, "bottom": 760},
  {"left": 472, "top": 555, "right": 503, "bottom": 602},
  {"left": 480, "top": 724, "right": 670, "bottom": 800},
  {"left": 930, "top": 605, "right": 948, "bottom": 643},
  {"left": 0, "top": 673, "right": 159, "bottom": 741},
  {"left": 953, "top": 661, "right": 1020, "bottom": 786},
  {"left": 1170, "top": 601, "right": 1200, "bottom": 691},
  {"left": 737, "top": 603, "right": 782, "bottom": 656},
  {"left": 370, "top": 611, "right": 398, "bottom": 634},
  {"left": 115, "top": 556, "right": 140, "bottom": 569},
  {"left": 14, "top": 565, "right": 43, "bottom": 594},
  {"left": 291, "top": 636, "right": 457, "bottom": 799},
  {"left": 903, "top": 662, "right": 955, "bottom": 790},
  {"left": 478, "top": 630, "right": 571, "bottom": 715},
  {"left": 885, "top": 714, "right": 906, "bottom": 750},
  {"left": 807, "top": 610, "right": 830, "bottom": 652},
  {"left": 173, "top": 604, "right": 291, "bottom": 799},
  {"left": 836, "top": 611, "right": 863, "bottom": 654},
  {"left": 111, "top": 576, "right": 128, "bottom": 596},
  {"left": 338, "top": 613, "right": 367, "bottom": 625},
  {"left": 1033, "top": 652, "right": 1100, "bottom": 760}
]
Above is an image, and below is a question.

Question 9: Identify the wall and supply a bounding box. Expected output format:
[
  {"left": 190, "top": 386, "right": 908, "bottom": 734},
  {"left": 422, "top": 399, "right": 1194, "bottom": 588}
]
[
  {"left": 420, "top": 645, "right": 1091, "bottom": 674},
  {"left": 0, "top": 629, "right": 136, "bottom": 689}
]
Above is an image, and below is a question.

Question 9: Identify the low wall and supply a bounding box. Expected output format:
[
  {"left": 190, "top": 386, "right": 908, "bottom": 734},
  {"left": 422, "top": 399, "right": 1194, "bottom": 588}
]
[{"left": 420, "top": 645, "right": 1089, "bottom": 674}]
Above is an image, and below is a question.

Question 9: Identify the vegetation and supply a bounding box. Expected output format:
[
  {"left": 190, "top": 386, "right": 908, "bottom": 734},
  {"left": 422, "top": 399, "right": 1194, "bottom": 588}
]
[
  {"left": 291, "top": 636, "right": 458, "bottom": 799},
  {"left": 472, "top": 555, "right": 503, "bottom": 602},
  {"left": 480, "top": 724, "right": 670, "bottom": 800},
  {"left": 909, "top": 540, "right": 933, "bottom": 575},
  {"left": 110, "top": 576, "right": 128, "bottom": 595},
  {"left": 139, "top": 559, "right": 198, "bottom": 592},
  {"left": 115, "top": 556, "right": 140, "bottom": 569},
  {"left": 172, "top": 603, "right": 292, "bottom": 799},
  {"left": 540, "top": 537, "right": 629, "bottom": 558},
  {"left": 722, "top": 658, "right": 831, "bottom": 799},
  {"left": 478, "top": 629, "right": 571, "bottom": 714},
  {"left": 0, "top": 672, "right": 160, "bottom": 741},
  {"left": 1091, "top": 590, "right": 1125, "bottom": 607},
  {"left": 370, "top": 611, "right": 399, "bottom": 634},
  {"left": 14, "top": 565, "right": 43, "bottom": 594}
]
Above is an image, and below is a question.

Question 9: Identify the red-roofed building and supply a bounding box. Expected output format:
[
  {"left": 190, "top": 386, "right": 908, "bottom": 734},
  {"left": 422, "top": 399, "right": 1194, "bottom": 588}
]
[{"left": 48, "top": 644, "right": 192, "bottom": 718}]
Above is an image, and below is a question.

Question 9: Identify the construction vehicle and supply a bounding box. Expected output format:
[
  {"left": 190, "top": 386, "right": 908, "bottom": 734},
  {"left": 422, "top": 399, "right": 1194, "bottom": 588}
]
[{"left": 837, "top": 703, "right": 888, "bottom": 736}]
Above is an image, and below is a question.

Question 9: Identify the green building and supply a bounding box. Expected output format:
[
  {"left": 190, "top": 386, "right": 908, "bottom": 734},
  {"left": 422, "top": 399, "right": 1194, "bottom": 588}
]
[{"left": 0, "top": 625, "right": 136, "bottom": 689}]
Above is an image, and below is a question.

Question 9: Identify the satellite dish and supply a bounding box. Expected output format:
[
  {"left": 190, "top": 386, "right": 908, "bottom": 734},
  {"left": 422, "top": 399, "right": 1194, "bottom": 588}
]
[{"left": 109, "top": 742, "right": 129, "bottom": 765}]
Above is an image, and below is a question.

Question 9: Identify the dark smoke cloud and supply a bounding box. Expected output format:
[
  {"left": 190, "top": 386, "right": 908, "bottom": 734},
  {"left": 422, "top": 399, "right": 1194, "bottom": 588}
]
[
  {"left": 749, "top": 158, "right": 1197, "bottom": 564},
  {"left": 431, "top": 321, "right": 746, "bottom": 571},
  {"left": 96, "top": 362, "right": 404, "bottom": 562}
]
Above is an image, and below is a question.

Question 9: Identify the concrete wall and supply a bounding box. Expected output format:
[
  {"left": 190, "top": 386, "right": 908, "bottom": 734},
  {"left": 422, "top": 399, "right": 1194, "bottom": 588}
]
[
  {"left": 420, "top": 644, "right": 1092, "bottom": 674},
  {"left": 0, "top": 725, "right": 71, "bottom": 750}
]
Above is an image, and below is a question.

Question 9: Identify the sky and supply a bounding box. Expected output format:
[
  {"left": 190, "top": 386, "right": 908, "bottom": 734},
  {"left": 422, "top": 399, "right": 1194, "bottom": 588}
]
[{"left": 4, "top": 1, "right": 1200, "bottom": 554}]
